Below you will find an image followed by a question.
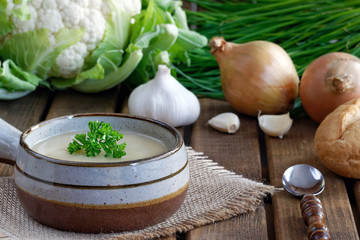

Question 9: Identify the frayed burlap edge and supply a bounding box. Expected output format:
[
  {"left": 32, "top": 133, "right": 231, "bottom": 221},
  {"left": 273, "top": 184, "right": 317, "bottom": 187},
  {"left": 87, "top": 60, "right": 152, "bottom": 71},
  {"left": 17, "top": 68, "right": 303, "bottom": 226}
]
[
  {"left": 107, "top": 147, "right": 279, "bottom": 240},
  {"left": 0, "top": 147, "right": 279, "bottom": 240}
]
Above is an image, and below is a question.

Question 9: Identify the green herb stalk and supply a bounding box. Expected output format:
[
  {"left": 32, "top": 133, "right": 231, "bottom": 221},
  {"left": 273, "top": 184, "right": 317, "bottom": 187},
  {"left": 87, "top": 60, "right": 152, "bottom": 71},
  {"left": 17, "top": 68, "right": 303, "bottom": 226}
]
[{"left": 177, "top": 0, "right": 360, "bottom": 117}]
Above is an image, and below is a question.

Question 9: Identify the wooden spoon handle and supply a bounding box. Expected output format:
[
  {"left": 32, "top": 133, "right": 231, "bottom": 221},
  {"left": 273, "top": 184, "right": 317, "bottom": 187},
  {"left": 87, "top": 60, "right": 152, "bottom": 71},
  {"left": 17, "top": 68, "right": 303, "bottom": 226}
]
[{"left": 300, "top": 194, "right": 331, "bottom": 240}]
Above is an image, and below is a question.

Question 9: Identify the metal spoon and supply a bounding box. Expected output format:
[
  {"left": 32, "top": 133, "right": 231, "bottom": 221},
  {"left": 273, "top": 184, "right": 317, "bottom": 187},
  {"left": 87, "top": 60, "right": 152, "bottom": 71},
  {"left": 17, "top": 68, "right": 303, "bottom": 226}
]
[
  {"left": 282, "top": 164, "right": 325, "bottom": 197},
  {"left": 282, "top": 164, "right": 331, "bottom": 240}
]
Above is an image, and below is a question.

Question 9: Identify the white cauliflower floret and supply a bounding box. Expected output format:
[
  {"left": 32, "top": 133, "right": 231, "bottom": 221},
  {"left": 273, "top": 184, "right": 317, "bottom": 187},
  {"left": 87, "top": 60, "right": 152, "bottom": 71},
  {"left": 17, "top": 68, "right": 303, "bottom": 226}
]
[
  {"left": 11, "top": 6, "right": 37, "bottom": 34},
  {"left": 41, "top": 0, "right": 58, "bottom": 9},
  {"left": 6, "top": 0, "right": 142, "bottom": 78},
  {"left": 118, "top": 0, "right": 141, "bottom": 16},
  {"left": 61, "top": 3, "right": 84, "bottom": 27},
  {"left": 55, "top": 0, "right": 70, "bottom": 10},
  {"left": 30, "top": 0, "right": 42, "bottom": 9},
  {"left": 36, "top": 8, "right": 64, "bottom": 34},
  {"left": 48, "top": 34, "right": 56, "bottom": 46},
  {"left": 77, "top": 0, "right": 89, "bottom": 8},
  {"left": 80, "top": 8, "right": 106, "bottom": 51},
  {"left": 101, "top": 2, "right": 111, "bottom": 16},
  {"left": 56, "top": 42, "right": 88, "bottom": 76},
  {"left": 88, "top": 0, "right": 102, "bottom": 10}
]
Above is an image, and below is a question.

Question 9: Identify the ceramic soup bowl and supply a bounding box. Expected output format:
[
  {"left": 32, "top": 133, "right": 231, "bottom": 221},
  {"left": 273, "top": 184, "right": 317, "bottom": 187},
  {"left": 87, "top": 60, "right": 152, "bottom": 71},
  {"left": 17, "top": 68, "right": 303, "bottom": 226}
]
[{"left": 0, "top": 113, "right": 189, "bottom": 233}]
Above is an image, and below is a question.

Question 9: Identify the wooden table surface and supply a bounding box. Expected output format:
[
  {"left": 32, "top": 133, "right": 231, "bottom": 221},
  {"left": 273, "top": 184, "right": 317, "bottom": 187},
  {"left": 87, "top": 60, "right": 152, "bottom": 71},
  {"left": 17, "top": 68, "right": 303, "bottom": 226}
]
[{"left": 0, "top": 86, "right": 359, "bottom": 240}]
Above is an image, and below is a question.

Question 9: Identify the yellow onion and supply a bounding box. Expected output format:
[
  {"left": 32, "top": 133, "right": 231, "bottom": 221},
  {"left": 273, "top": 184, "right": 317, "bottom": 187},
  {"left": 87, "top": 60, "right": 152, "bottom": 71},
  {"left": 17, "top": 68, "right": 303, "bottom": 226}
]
[
  {"left": 210, "top": 37, "right": 299, "bottom": 116},
  {"left": 300, "top": 52, "right": 360, "bottom": 123}
]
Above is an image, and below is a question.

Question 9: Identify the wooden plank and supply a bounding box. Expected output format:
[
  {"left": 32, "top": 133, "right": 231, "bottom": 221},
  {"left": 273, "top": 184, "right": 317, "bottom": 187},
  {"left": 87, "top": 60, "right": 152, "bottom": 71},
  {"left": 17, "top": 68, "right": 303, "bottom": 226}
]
[
  {"left": 264, "top": 201, "right": 275, "bottom": 240},
  {"left": 46, "top": 87, "right": 120, "bottom": 119},
  {"left": 0, "top": 88, "right": 51, "bottom": 176},
  {"left": 186, "top": 206, "right": 267, "bottom": 240},
  {"left": 267, "top": 118, "right": 359, "bottom": 240},
  {"left": 186, "top": 98, "right": 268, "bottom": 239},
  {"left": 351, "top": 180, "right": 360, "bottom": 232},
  {"left": 189, "top": 98, "right": 262, "bottom": 180},
  {"left": 0, "top": 88, "right": 51, "bottom": 130}
]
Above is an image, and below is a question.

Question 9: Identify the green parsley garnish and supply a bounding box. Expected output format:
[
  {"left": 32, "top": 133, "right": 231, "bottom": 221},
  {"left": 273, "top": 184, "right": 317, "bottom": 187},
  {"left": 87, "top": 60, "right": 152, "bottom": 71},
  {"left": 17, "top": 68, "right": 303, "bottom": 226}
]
[{"left": 67, "top": 121, "right": 126, "bottom": 158}]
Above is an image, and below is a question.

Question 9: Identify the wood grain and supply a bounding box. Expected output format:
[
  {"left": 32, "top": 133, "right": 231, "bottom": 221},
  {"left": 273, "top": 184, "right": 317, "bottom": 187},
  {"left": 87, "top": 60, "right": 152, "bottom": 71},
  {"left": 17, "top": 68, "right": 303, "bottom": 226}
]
[
  {"left": 186, "top": 98, "right": 268, "bottom": 239},
  {"left": 186, "top": 206, "right": 268, "bottom": 240},
  {"left": 267, "top": 118, "right": 359, "bottom": 240},
  {"left": 0, "top": 88, "right": 51, "bottom": 130},
  {"left": 0, "top": 88, "right": 51, "bottom": 176},
  {"left": 46, "top": 87, "right": 120, "bottom": 119},
  {"left": 190, "top": 98, "right": 262, "bottom": 180},
  {"left": 1, "top": 88, "right": 360, "bottom": 238}
]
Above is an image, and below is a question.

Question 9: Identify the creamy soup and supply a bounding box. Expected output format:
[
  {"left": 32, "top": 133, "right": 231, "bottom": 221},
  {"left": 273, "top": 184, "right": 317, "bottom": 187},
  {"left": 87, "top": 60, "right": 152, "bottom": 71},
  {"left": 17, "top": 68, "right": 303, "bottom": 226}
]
[{"left": 31, "top": 131, "right": 168, "bottom": 162}]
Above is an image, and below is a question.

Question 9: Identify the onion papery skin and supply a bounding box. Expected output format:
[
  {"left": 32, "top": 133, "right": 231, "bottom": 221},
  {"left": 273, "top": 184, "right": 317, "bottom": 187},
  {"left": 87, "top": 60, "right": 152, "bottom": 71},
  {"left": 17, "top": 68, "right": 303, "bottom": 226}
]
[
  {"left": 210, "top": 37, "right": 299, "bottom": 116},
  {"left": 300, "top": 52, "right": 360, "bottom": 123}
]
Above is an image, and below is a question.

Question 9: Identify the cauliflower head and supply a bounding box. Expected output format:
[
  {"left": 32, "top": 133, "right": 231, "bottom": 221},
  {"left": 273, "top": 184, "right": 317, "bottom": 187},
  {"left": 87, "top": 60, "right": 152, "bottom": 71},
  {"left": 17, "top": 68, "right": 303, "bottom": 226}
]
[
  {"left": 2, "top": 0, "right": 141, "bottom": 78},
  {"left": 0, "top": 0, "right": 208, "bottom": 97}
]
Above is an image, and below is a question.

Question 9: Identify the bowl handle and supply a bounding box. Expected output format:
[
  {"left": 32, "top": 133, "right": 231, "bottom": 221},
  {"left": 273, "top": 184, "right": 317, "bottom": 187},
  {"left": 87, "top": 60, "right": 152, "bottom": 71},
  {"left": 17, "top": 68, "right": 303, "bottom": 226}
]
[{"left": 0, "top": 118, "right": 22, "bottom": 165}]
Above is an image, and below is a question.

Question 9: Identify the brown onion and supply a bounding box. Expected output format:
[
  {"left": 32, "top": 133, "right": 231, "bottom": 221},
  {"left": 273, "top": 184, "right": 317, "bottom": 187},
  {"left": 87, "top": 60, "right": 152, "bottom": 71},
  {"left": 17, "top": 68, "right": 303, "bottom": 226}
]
[
  {"left": 209, "top": 37, "right": 299, "bottom": 116},
  {"left": 300, "top": 52, "right": 360, "bottom": 123}
]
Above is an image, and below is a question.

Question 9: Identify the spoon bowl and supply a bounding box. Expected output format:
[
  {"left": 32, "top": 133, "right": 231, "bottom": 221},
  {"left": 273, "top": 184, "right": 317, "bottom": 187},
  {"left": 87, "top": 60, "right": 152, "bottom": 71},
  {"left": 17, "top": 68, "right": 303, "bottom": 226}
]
[{"left": 282, "top": 164, "right": 325, "bottom": 197}]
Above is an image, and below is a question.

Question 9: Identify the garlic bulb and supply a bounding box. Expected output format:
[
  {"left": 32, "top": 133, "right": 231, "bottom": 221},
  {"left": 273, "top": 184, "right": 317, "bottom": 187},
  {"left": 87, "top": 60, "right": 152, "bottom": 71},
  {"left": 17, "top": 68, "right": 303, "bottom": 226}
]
[
  {"left": 128, "top": 65, "right": 200, "bottom": 127},
  {"left": 258, "top": 112, "right": 293, "bottom": 139},
  {"left": 207, "top": 112, "right": 240, "bottom": 133}
]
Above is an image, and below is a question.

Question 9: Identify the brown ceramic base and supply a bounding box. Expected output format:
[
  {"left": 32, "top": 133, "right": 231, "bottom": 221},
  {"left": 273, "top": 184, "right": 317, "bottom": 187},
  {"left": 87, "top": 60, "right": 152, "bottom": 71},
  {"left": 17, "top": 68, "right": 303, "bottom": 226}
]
[{"left": 16, "top": 184, "right": 188, "bottom": 233}]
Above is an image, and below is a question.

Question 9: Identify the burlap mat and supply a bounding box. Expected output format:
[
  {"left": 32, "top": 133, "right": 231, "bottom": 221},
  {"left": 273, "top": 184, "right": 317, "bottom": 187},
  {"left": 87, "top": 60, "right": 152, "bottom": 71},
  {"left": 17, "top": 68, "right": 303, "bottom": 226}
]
[{"left": 0, "top": 147, "right": 276, "bottom": 240}]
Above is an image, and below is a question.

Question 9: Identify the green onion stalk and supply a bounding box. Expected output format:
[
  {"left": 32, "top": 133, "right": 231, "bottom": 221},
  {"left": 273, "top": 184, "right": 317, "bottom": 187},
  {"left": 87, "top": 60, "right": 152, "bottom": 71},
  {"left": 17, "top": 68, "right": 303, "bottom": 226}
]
[{"left": 177, "top": 0, "right": 360, "bottom": 117}]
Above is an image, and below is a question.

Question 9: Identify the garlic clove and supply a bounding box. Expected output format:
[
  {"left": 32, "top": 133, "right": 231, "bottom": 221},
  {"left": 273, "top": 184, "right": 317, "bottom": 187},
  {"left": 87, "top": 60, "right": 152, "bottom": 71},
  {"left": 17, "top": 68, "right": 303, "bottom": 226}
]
[
  {"left": 207, "top": 112, "right": 240, "bottom": 133},
  {"left": 258, "top": 112, "right": 293, "bottom": 139}
]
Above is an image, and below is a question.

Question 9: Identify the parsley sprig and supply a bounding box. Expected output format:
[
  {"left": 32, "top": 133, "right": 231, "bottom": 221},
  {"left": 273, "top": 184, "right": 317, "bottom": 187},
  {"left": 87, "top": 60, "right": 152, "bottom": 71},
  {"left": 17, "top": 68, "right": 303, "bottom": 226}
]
[{"left": 67, "top": 121, "right": 126, "bottom": 158}]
